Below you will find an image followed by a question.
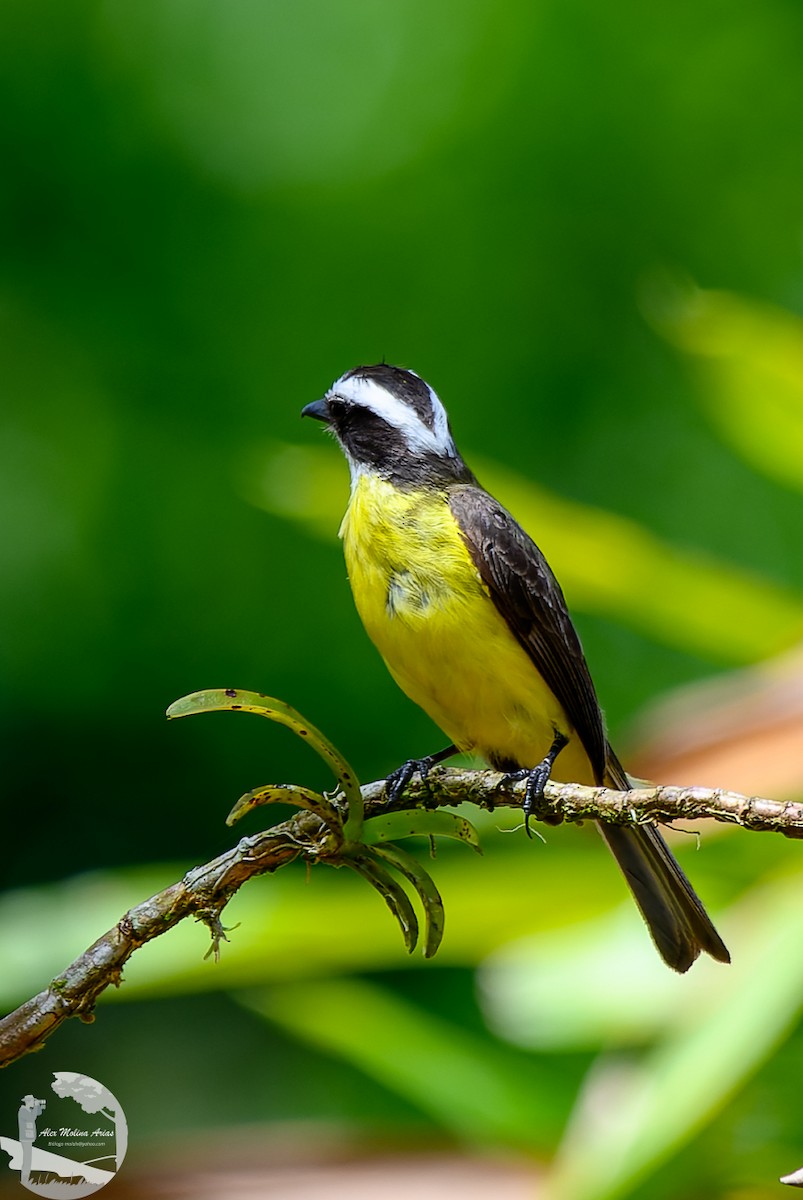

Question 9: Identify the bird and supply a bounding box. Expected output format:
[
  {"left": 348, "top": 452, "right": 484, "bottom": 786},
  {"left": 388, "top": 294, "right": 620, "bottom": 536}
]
[{"left": 302, "top": 363, "right": 730, "bottom": 972}]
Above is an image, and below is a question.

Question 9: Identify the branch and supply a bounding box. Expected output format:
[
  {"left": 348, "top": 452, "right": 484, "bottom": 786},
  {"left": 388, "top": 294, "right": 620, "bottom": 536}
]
[{"left": 2, "top": 769, "right": 801, "bottom": 1069}]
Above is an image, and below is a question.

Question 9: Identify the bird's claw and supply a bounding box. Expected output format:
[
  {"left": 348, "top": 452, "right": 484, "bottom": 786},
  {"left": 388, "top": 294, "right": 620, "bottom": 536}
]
[
  {"left": 385, "top": 755, "right": 439, "bottom": 806},
  {"left": 523, "top": 762, "right": 553, "bottom": 836},
  {"left": 501, "top": 731, "right": 569, "bottom": 837},
  {"left": 498, "top": 766, "right": 546, "bottom": 837},
  {"left": 384, "top": 745, "right": 457, "bottom": 807}
]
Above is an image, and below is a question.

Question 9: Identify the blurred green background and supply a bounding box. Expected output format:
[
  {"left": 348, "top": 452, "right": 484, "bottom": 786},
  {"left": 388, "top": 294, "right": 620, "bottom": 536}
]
[{"left": 3, "top": 0, "right": 803, "bottom": 1196}]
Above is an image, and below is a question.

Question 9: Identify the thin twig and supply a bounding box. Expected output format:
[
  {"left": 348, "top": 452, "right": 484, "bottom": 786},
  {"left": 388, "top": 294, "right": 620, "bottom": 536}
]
[{"left": 2, "top": 771, "right": 800, "bottom": 1068}]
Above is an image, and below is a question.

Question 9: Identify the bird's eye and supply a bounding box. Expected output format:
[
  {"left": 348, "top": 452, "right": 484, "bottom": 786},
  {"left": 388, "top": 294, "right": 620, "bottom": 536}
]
[{"left": 327, "top": 397, "right": 350, "bottom": 420}]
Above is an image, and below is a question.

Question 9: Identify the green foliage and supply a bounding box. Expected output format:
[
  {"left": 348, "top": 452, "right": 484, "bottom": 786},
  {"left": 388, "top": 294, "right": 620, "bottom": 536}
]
[
  {"left": 168, "top": 688, "right": 482, "bottom": 957},
  {"left": 168, "top": 687, "right": 363, "bottom": 834},
  {"left": 243, "top": 976, "right": 554, "bottom": 1147},
  {"left": 3, "top": 0, "right": 803, "bottom": 1195},
  {"left": 646, "top": 280, "right": 803, "bottom": 494}
]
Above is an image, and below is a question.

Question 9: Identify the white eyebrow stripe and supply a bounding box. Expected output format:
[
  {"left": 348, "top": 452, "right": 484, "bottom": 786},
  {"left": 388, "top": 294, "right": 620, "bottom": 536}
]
[
  {"left": 424, "top": 377, "right": 452, "bottom": 449},
  {"left": 327, "top": 372, "right": 457, "bottom": 457}
]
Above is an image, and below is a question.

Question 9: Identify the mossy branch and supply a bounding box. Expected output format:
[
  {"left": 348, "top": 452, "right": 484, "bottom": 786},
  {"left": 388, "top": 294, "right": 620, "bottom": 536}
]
[{"left": 2, "top": 766, "right": 802, "bottom": 1069}]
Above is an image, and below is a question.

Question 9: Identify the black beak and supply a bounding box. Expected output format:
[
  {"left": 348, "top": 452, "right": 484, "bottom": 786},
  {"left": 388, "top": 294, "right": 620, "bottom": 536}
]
[{"left": 301, "top": 398, "right": 331, "bottom": 423}]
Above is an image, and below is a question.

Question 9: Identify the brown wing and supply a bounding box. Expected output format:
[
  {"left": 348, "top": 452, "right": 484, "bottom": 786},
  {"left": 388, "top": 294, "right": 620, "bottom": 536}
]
[
  {"left": 449, "top": 484, "right": 731, "bottom": 971},
  {"left": 449, "top": 484, "right": 607, "bottom": 781}
]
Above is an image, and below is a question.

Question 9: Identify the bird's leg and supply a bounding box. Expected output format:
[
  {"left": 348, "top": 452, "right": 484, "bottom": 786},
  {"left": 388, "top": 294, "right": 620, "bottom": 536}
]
[
  {"left": 385, "top": 744, "right": 458, "bottom": 806},
  {"left": 501, "top": 730, "right": 569, "bottom": 837}
]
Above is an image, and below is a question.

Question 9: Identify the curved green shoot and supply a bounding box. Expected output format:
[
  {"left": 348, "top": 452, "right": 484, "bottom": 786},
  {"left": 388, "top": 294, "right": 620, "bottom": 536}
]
[
  {"left": 343, "top": 852, "right": 419, "bottom": 954},
  {"left": 226, "top": 784, "right": 340, "bottom": 832},
  {"left": 371, "top": 843, "right": 445, "bottom": 958},
  {"left": 363, "top": 809, "right": 482, "bottom": 851},
  {"left": 167, "top": 689, "right": 363, "bottom": 839}
]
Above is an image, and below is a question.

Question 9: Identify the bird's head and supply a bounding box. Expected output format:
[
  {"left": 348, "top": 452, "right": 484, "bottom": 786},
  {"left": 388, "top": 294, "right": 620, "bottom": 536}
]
[{"left": 302, "top": 364, "right": 471, "bottom": 486}]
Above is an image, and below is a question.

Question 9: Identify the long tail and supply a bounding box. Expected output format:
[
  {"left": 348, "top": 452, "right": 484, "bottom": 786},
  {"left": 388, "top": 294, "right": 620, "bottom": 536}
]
[{"left": 598, "top": 749, "right": 730, "bottom": 972}]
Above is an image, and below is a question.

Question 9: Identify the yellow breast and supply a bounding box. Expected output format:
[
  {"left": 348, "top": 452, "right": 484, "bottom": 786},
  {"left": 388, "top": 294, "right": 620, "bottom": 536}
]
[{"left": 340, "top": 473, "right": 594, "bottom": 783}]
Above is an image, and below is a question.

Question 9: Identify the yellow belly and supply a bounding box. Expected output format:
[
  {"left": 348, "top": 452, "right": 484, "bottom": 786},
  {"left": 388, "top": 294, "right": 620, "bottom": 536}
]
[{"left": 340, "top": 474, "right": 595, "bottom": 784}]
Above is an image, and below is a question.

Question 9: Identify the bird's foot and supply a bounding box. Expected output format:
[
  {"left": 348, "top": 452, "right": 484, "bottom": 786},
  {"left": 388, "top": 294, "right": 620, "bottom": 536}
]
[
  {"left": 498, "top": 766, "right": 547, "bottom": 836},
  {"left": 501, "top": 731, "right": 569, "bottom": 837},
  {"left": 384, "top": 745, "right": 457, "bottom": 807}
]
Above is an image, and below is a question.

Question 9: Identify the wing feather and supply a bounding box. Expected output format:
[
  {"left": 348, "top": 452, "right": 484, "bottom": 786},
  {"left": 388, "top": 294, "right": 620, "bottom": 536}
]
[
  {"left": 448, "top": 483, "right": 730, "bottom": 971},
  {"left": 449, "top": 484, "right": 607, "bottom": 780}
]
